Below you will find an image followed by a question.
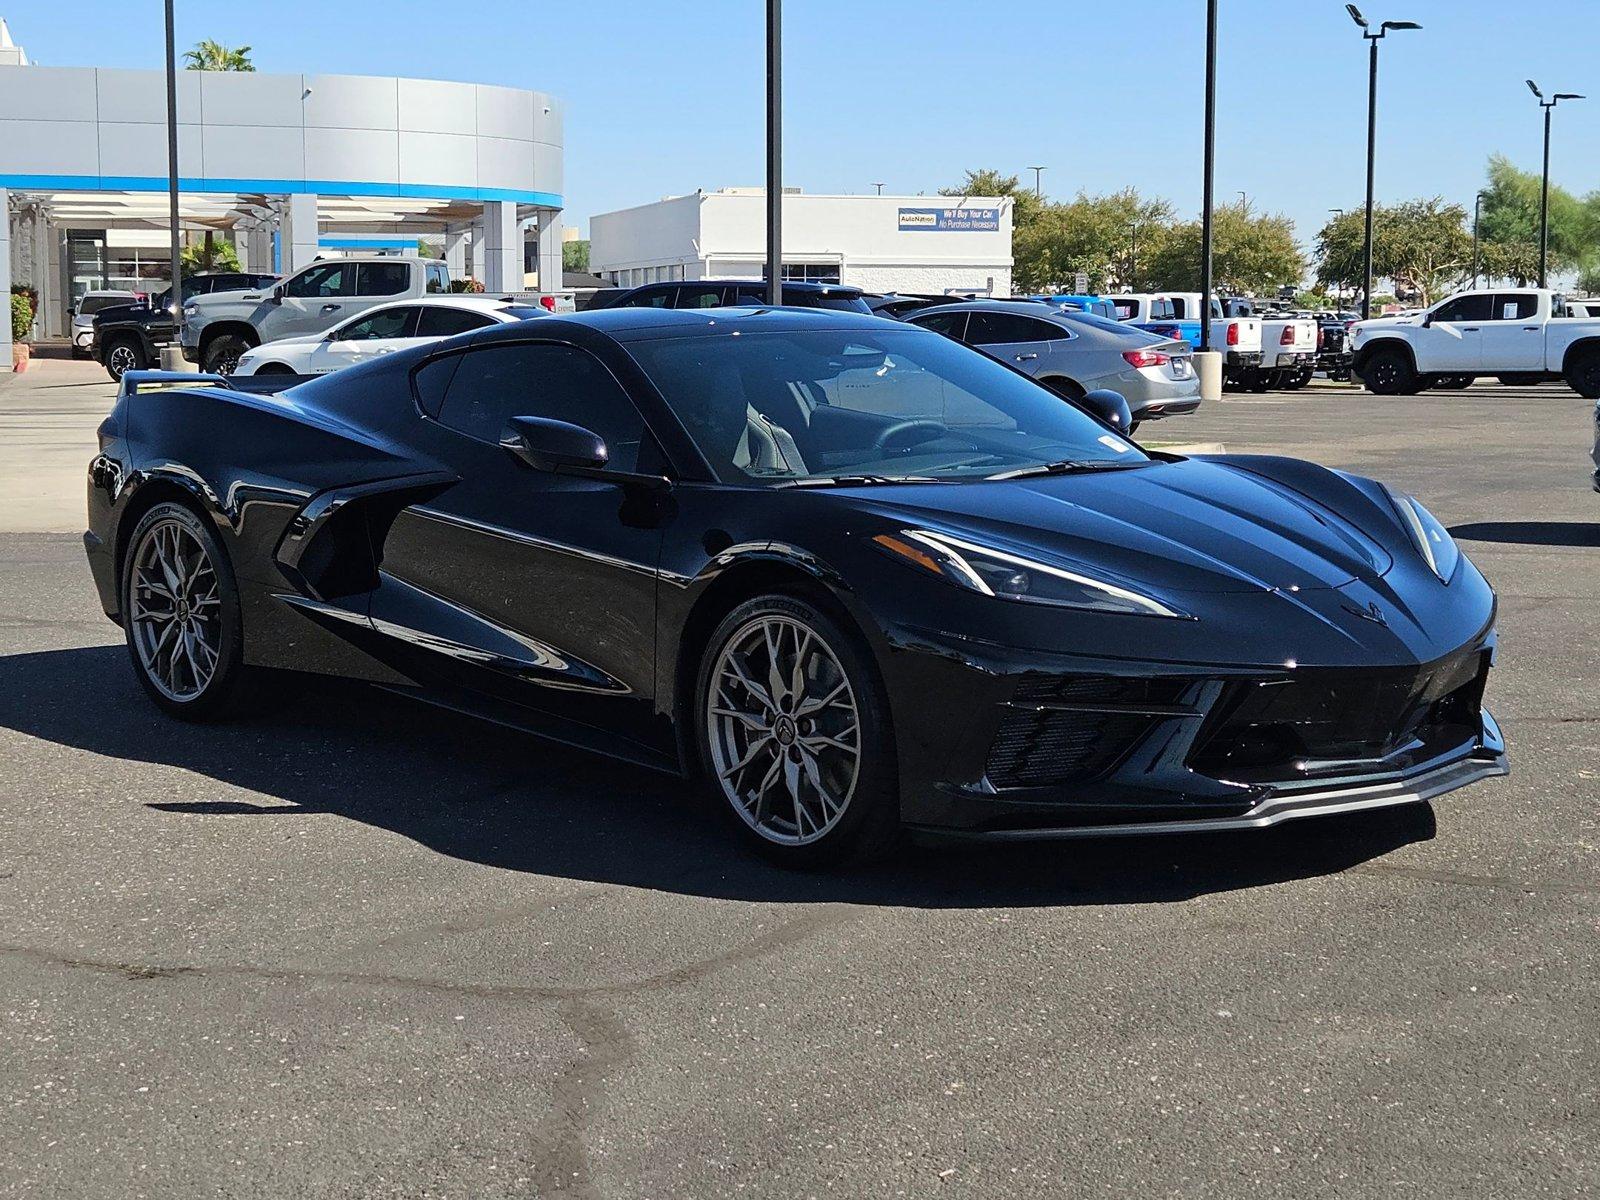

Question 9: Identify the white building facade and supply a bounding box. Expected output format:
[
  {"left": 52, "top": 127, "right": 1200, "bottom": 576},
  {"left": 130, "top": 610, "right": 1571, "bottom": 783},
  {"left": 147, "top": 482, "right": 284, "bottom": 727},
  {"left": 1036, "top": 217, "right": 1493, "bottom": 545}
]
[
  {"left": 1, "top": 18, "right": 563, "bottom": 369},
  {"left": 590, "top": 188, "right": 1013, "bottom": 297}
]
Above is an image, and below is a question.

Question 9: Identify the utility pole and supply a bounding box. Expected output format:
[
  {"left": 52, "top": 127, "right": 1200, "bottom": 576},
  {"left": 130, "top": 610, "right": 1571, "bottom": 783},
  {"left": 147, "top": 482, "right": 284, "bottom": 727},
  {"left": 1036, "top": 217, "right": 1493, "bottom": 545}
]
[
  {"left": 1027, "top": 166, "right": 1045, "bottom": 198},
  {"left": 765, "top": 0, "right": 782, "bottom": 305},
  {"left": 163, "top": 0, "right": 182, "bottom": 328}
]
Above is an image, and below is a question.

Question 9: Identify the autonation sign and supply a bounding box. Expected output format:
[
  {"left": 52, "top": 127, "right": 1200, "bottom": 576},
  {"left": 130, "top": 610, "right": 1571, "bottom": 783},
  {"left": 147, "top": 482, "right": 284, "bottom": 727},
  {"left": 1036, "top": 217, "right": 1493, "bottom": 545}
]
[{"left": 897, "top": 206, "right": 1001, "bottom": 232}]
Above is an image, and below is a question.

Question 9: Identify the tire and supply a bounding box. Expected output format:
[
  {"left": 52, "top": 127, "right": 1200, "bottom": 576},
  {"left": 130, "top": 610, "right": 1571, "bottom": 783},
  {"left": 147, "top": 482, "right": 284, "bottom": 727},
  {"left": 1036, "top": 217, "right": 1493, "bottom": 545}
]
[
  {"left": 1041, "top": 376, "right": 1085, "bottom": 401},
  {"left": 102, "top": 336, "right": 145, "bottom": 383},
  {"left": 1360, "top": 346, "right": 1419, "bottom": 395},
  {"left": 1282, "top": 363, "right": 1313, "bottom": 390},
  {"left": 202, "top": 333, "right": 253, "bottom": 376},
  {"left": 121, "top": 500, "right": 253, "bottom": 720},
  {"left": 253, "top": 362, "right": 296, "bottom": 376},
  {"left": 695, "top": 594, "right": 899, "bottom": 868},
  {"left": 1564, "top": 350, "right": 1600, "bottom": 399}
]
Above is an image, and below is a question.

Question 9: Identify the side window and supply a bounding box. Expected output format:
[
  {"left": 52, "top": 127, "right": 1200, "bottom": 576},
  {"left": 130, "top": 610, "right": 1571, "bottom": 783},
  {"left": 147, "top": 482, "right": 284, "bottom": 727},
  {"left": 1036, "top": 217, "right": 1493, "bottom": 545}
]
[
  {"left": 412, "top": 353, "right": 463, "bottom": 418},
  {"left": 356, "top": 261, "right": 411, "bottom": 297},
  {"left": 909, "top": 311, "right": 967, "bottom": 339},
  {"left": 435, "top": 342, "right": 647, "bottom": 472},
  {"left": 1169, "top": 297, "right": 1189, "bottom": 319},
  {"left": 416, "top": 307, "right": 498, "bottom": 337},
  {"left": 1491, "top": 293, "right": 1538, "bottom": 321},
  {"left": 618, "top": 286, "right": 674, "bottom": 308},
  {"left": 676, "top": 285, "right": 726, "bottom": 309},
  {"left": 966, "top": 312, "right": 1059, "bottom": 344},
  {"left": 284, "top": 262, "right": 352, "bottom": 298},
  {"left": 333, "top": 307, "right": 419, "bottom": 340},
  {"left": 426, "top": 263, "right": 450, "bottom": 294},
  {"left": 1431, "top": 294, "right": 1494, "bottom": 323},
  {"left": 1113, "top": 299, "right": 1141, "bottom": 320}
]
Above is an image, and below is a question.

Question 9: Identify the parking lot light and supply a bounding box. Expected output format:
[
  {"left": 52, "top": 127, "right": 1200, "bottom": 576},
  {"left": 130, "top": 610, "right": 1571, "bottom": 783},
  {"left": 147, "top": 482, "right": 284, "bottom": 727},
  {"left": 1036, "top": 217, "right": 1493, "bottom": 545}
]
[
  {"left": 1527, "top": 81, "right": 1584, "bottom": 288},
  {"left": 1349, "top": 7, "right": 1422, "bottom": 320}
]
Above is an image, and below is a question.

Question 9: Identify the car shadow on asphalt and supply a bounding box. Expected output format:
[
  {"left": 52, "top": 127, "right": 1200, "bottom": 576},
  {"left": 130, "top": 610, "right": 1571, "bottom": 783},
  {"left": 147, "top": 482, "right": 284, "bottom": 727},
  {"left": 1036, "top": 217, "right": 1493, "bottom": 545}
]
[
  {"left": 1450, "top": 520, "right": 1600, "bottom": 548},
  {"left": 2, "top": 645, "right": 1437, "bottom": 909}
]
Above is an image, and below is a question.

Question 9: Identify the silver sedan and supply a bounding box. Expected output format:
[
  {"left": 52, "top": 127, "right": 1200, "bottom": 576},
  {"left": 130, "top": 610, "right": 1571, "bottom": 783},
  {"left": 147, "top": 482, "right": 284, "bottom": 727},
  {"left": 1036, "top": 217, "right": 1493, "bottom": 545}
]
[{"left": 907, "top": 300, "right": 1201, "bottom": 424}]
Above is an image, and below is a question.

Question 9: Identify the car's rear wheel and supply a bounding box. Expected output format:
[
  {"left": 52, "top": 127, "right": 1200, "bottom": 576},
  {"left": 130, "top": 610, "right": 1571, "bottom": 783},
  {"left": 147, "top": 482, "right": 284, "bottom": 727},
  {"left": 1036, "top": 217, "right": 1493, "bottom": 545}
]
[
  {"left": 696, "top": 595, "right": 898, "bottom": 868},
  {"left": 103, "top": 336, "right": 145, "bottom": 382},
  {"left": 122, "top": 501, "right": 252, "bottom": 720},
  {"left": 203, "top": 333, "right": 252, "bottom": 376},
  {"left": 1361, "top": 347, "right": 1419, "bottom": 395},
  {"left": 1040, "top": 376, "right": 1084, "bottom": 401},
  {"left": 1281, "top": 363, "right": 1313, "bottom": 390}
]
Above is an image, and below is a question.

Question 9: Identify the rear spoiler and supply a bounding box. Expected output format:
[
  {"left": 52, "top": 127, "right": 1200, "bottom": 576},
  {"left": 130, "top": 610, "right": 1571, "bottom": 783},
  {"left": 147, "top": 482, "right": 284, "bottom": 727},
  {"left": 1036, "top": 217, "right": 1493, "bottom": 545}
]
[{"left": 118, "top": 369, "right": 315, "bottom": 401}]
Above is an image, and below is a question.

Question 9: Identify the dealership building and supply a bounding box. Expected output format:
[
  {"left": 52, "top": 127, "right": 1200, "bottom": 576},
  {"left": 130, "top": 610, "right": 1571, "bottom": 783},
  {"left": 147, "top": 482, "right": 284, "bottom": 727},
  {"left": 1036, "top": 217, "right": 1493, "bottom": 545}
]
[
  {"left": 589, "top": 188, "right": 1013, "bottom": 297},
  {"left": 0, "top": 18, "right": 563, "bottom": 370}
]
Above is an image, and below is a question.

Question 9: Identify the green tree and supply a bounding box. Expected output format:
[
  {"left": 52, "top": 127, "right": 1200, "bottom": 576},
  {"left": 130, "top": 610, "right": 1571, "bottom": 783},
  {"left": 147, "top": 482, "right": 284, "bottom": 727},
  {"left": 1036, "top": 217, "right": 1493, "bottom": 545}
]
[
  {"left": 1315, "top": 198, "right": 1470, "bottom": 305},
  {"left": 183, "top": 40, "right": 255, "bottom": 72},
  {"left": 180, "top": 233, "right": 242, "bottom": 275},
  {"left": 562, "top": 239, "right": 591, "bottom": 272},
  {"left": 1478, "top": 154, "right": 1582, "bottom": 272},
  {"left": 1016, "top": 189, "right": 1175, "bottom": 293},
  {"left": 1148, "top": 201, "right": 1305, "bottom": 296},
  {"left": 939, "top": 169, "right": 1045, "bottom": 231}
]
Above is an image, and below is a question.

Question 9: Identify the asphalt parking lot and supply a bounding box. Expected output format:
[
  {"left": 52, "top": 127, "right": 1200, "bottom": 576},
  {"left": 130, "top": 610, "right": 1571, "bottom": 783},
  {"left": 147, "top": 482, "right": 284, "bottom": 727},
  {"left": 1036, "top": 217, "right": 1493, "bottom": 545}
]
[{"left": 1, "top": 357, "right": 1596, "bottom": 1199}]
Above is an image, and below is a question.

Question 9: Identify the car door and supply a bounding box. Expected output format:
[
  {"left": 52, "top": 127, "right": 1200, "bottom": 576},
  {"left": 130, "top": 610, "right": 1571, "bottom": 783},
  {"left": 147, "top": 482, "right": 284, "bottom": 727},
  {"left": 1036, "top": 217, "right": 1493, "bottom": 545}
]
[
  {"left": 303, "top": 305, "right": 422, "bottom": 374},
  {"left": 259, "top": 261, "right": 355, "bottom": 341},
  {"left": 1478, "top": 292, "right": 1543, "bottom": 371},
  {"left": 1412, "top": 293, "right": 1492, "bottom": 372},
  {"left": 370, "top": 339, "right": 668, "bottom": 752},
  {"left": 964, "top": 311, "right": 1058, "bottom": 377}
]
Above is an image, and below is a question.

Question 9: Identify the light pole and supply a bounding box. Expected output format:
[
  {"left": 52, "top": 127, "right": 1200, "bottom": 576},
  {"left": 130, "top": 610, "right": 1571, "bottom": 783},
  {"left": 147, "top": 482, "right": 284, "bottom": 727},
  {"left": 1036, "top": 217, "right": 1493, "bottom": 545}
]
[
  {"left": 1526, "top": 80, "right": 1583, "bottom": 288},
  {"left": 163, "top": 0, "right": 182, "bottom": 330},
  {"left": 1127, "top": 221, "right": 1138, "bottom": 292},
  {"left": 1199, "top": 0, "right": 1217, "bottom": 356},
  {"left": 1027, "top": 166, "right": 1045, "bottom": 198},
  {"left": 1471, "top": 190, "right": 1488, "bottom": 288},
  {"left": 1347, "top": 5, "right": 1421, "bottom": 320},
  {"left": 1328, "top": 208, "right": 1344, "bottom": 307},
  {"left": 765, "top": 0, "right": 782, "bottom": 305},
  {"left": 872, "top": 182, "right": 884, "bottom": 195}
]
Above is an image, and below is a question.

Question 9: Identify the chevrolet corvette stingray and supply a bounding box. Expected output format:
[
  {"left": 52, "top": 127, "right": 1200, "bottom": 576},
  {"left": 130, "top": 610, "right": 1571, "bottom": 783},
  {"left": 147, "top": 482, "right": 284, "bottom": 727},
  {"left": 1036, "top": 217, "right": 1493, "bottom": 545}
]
[{"left": 85, "top": 306, "right": 1507, "bottom": 866}]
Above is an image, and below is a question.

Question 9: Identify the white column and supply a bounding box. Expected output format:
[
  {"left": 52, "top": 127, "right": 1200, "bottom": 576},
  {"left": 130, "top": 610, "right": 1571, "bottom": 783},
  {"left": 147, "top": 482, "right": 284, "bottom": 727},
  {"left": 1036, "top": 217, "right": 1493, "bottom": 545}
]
[
  {"left": 30, "top": 205, "right": 52, "bottom": 339},
  {"left": 281, "top": 193, "right": 320, "bottom": 273},
  {"left": 1, "top": 189, "right": 12, "bottom": 372},
  {"left": 480, "top": 201, "right": 520, "bottom": 293},
  {"left": 444, "top": 225, "right": 467, "bottom": 281},
  {"left": 534, "top": 209, "right": 563, "bottom": 293}
]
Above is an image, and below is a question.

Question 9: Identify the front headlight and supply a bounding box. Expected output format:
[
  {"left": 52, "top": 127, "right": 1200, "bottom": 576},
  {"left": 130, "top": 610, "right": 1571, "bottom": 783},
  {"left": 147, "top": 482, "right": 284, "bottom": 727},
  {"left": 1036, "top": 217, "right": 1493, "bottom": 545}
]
[
  {"left": 1384, "top": 487, "right": 1460, "bottom": 582},
  {"left": 871, "top": 529, "right": 1189, "bottom": 618},
  {"left": 182, "top": 303, "right": 199, "bottom": 319}
]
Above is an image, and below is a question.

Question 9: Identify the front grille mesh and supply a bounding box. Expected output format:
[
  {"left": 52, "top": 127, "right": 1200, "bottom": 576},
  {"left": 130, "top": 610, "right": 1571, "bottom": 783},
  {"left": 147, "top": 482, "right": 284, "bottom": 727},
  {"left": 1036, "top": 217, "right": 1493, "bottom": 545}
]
[{"left": 985, "top": 708, "right": 1156, "bottom": 790}]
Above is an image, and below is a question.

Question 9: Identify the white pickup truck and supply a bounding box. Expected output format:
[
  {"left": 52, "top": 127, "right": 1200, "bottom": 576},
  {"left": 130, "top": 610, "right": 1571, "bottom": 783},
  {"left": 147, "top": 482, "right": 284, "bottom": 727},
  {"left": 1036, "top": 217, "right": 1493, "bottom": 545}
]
[
  {"left": 1222, "top": 299, "right": 1317, "bottom": 391},
  {"left": 1351, "top": 287, "right": 1600, "bottom": 397},
  {"left": 1114, "top": 292, "right": 1265, "bottom": 388}
]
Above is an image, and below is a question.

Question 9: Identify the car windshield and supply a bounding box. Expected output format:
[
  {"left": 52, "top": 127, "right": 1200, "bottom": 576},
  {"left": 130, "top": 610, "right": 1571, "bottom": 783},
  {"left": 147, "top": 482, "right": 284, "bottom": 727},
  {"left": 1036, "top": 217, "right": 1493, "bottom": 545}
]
[
  {"left": 78, "top": 294, "right": 129, "bottom": 315},
  {"left": 626, "top": 328, "right": 1147, "bottom": 484}
]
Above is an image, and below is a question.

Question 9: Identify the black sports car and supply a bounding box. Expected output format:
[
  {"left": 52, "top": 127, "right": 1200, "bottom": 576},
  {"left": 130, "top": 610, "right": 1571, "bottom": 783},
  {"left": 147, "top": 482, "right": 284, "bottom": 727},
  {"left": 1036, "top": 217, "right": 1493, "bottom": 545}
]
[{"left": 84, "top": 307, "right": 1507, "bottom": 866}]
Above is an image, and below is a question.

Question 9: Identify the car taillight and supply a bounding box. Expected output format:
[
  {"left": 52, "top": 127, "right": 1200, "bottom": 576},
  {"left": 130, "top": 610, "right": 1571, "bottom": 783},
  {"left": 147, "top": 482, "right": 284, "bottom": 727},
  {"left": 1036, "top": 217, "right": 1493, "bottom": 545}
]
[
  {"left": 1317, "top": 328, "right": 1325, "bottom": 349},
  {"left": 540, "top": 295, "right": 557, "bottom": 311},
  {"left": 1280, "top": 325, "right": 1296, "bottom": 345},
  {"left": 1123, "top": 349, "right": 1170, "bottom": 368},
  {"left": 1227, "top": 323, "right": 1240, "bottom": 346}
]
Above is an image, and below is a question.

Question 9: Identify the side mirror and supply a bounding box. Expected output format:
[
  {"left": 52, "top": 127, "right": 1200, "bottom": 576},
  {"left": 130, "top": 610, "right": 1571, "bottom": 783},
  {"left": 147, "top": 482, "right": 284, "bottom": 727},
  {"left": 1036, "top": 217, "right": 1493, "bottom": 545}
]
[
  {"left": 269, "top": 287, "right": 284, "bottom": 305},
  {"left": 1419, "top": 312, "right": 1433, "bottom": 327},
  {"left": 501, "top": 415, "right": 608, "bottom": 473},
  {"left": 1078, "top": 388, "right": 1133, "bottom": 436}
]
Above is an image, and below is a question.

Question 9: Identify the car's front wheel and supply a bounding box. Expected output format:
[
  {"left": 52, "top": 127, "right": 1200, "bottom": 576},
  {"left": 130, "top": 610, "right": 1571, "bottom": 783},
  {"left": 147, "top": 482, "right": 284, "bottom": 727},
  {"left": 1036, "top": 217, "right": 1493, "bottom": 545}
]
[
  {"left": 122, "top": 501, "right": 252, "bottom": 719},
  {"left": 696, "top": 594, "right": 899, "bottom": 868},
  {"left": 102, "top": 336, "right": 145, "bottom": 382},
  {"left": 203, "top": 333, "right": 252, "bottom": 376},
  {"left": 1361, "top": 347, "right": 1419, "bottom": 395}
]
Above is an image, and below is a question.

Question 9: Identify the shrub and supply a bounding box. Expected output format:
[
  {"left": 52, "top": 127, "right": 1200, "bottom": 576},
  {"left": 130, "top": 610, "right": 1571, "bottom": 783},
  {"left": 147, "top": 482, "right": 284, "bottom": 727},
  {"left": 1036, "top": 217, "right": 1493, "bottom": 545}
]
[
  {"left": 448, "top": 277, "right": 486, "bottom": 294},
  {"left": 11, "top": 293, "right": 32, "bottom": 343}
]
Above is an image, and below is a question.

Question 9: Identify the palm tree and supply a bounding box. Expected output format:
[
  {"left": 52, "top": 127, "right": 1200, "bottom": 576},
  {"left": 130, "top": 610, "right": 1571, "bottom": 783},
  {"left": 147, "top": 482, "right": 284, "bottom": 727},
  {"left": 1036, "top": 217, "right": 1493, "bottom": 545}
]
[{"left": 183, "top": 40, "right": 255, "bottom": 72}]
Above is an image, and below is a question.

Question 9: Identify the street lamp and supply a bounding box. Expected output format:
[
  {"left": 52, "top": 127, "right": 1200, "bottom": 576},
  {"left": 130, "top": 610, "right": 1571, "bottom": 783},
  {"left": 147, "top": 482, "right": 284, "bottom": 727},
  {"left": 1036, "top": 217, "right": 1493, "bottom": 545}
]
[
  {"left": 1347, "top": 5, "right": 1421, "bottom": 320},
  {"left": 1526, "top": 80, "right": 1584, "bottom": 287},
  {"left": 872, "top": 182, "right": 884, "bottom": 195},
  {"left": 163, "top": 0, "right": 182, "bottom": 329},
  {"left": 1199, "top": 0, "right": 1217, "bottom": 357},
  {"left": 1328, "top": 208, "right": 1345, "bottom": 307},
  {"left": 1471, "top": 190, "right": 1488, "bottom": 288},
  {"left": 765, "top": 0, "right": 782, "bottom": 305},
  {"left": 1027, "top": 165, "right": 1045, "bottom": 198},
  {"left": 1127, "top": 221, "right": 1138, "bottom": 291}
]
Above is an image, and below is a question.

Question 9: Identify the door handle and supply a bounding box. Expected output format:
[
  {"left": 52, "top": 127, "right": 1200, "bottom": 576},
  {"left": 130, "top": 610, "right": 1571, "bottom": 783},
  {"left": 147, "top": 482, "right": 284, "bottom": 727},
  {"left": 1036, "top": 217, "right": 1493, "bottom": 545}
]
[
  {"left": 320, "top": 303, "right": 342, "bottom": 313},
  {"left": 1522, "top": 326, "right": 1539, "bottom": 331},
  {"left": 1015, "top": 352, "right": 1038, "bottom": 361},
  {"left": 1462, "top": 327, "right": 1480, "bottom": 332}
]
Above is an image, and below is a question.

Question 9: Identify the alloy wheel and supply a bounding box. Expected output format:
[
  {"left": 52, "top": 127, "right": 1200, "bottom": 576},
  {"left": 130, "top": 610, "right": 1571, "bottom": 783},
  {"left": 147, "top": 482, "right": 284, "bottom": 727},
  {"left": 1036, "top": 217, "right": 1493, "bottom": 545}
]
[
  {"left": 128, "top": 518, "right": 223, "bottom": 702},
  {"left": 107, "top": 344, "right": 139, "bottom": 380},
  {"left": 706, "top": 614, "right": 861, "bottom": 845}
]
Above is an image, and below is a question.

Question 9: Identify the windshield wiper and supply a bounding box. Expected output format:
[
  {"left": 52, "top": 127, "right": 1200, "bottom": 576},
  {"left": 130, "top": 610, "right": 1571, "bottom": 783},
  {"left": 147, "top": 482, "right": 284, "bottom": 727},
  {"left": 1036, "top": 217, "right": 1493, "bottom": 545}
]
[
  {"left": 772, "top": 473, "right": 944, "bottom": 488},
  {"left": 985, "top": 459, "right": 1148, "bottom": 482}
]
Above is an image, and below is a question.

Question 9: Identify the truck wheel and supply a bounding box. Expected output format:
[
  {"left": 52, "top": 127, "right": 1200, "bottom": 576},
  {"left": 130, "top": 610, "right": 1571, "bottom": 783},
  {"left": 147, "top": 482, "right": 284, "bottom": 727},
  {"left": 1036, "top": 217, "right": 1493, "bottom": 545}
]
[
  {"left": 103, "top": 336, "right": 146, "bottom": 382},
  {"left": 1281, "top": 364, "right": 1312, "bottom": 390},
  {"left": 1361, "top": 347, "right": 1418, "bottom": 395},
  {"left": 1563, "top": 350, "right": 1600, "bottom": 399},
  {"left": 203, "top": 334, "right": 252, "bottom": 376}
]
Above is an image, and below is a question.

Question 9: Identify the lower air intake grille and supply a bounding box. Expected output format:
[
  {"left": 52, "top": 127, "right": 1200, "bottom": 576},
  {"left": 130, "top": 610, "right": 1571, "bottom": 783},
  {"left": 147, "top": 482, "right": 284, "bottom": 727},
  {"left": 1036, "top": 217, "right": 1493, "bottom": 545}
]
[{"left": 986, "top": 709, "right": 1155, "bottom": 790}]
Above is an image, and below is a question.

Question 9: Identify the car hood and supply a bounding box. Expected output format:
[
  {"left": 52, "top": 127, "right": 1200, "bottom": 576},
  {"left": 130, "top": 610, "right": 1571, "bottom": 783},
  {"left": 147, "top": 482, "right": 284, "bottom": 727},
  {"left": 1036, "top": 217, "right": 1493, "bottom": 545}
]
[{"left": 853, "top": 457, "right": 1396, "bottom": 595}]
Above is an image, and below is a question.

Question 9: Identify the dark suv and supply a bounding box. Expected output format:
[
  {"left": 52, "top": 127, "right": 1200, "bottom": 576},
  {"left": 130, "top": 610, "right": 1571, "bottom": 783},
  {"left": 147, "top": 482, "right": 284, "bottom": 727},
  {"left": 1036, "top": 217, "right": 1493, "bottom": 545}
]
[
  {"left": 91, "top": 272, "right": 278, "bottom": 381},
  {"left": 595, "top": 279, "right": 872, "bottom": 314}
]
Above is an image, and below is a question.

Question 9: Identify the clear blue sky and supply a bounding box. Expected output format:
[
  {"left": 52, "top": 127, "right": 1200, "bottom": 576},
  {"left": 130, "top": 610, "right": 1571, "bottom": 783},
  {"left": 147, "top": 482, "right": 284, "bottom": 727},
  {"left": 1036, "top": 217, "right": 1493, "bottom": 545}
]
[{"left": 10, "top": 0, "right": 1596, "bottom": 247}]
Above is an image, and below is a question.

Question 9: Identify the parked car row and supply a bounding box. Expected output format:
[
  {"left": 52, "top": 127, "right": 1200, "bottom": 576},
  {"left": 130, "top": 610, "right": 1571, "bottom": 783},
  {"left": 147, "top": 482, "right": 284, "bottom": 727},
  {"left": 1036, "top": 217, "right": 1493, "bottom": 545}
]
[{"left": 88, "top": 272, "right": 280, "bottom": 380}]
